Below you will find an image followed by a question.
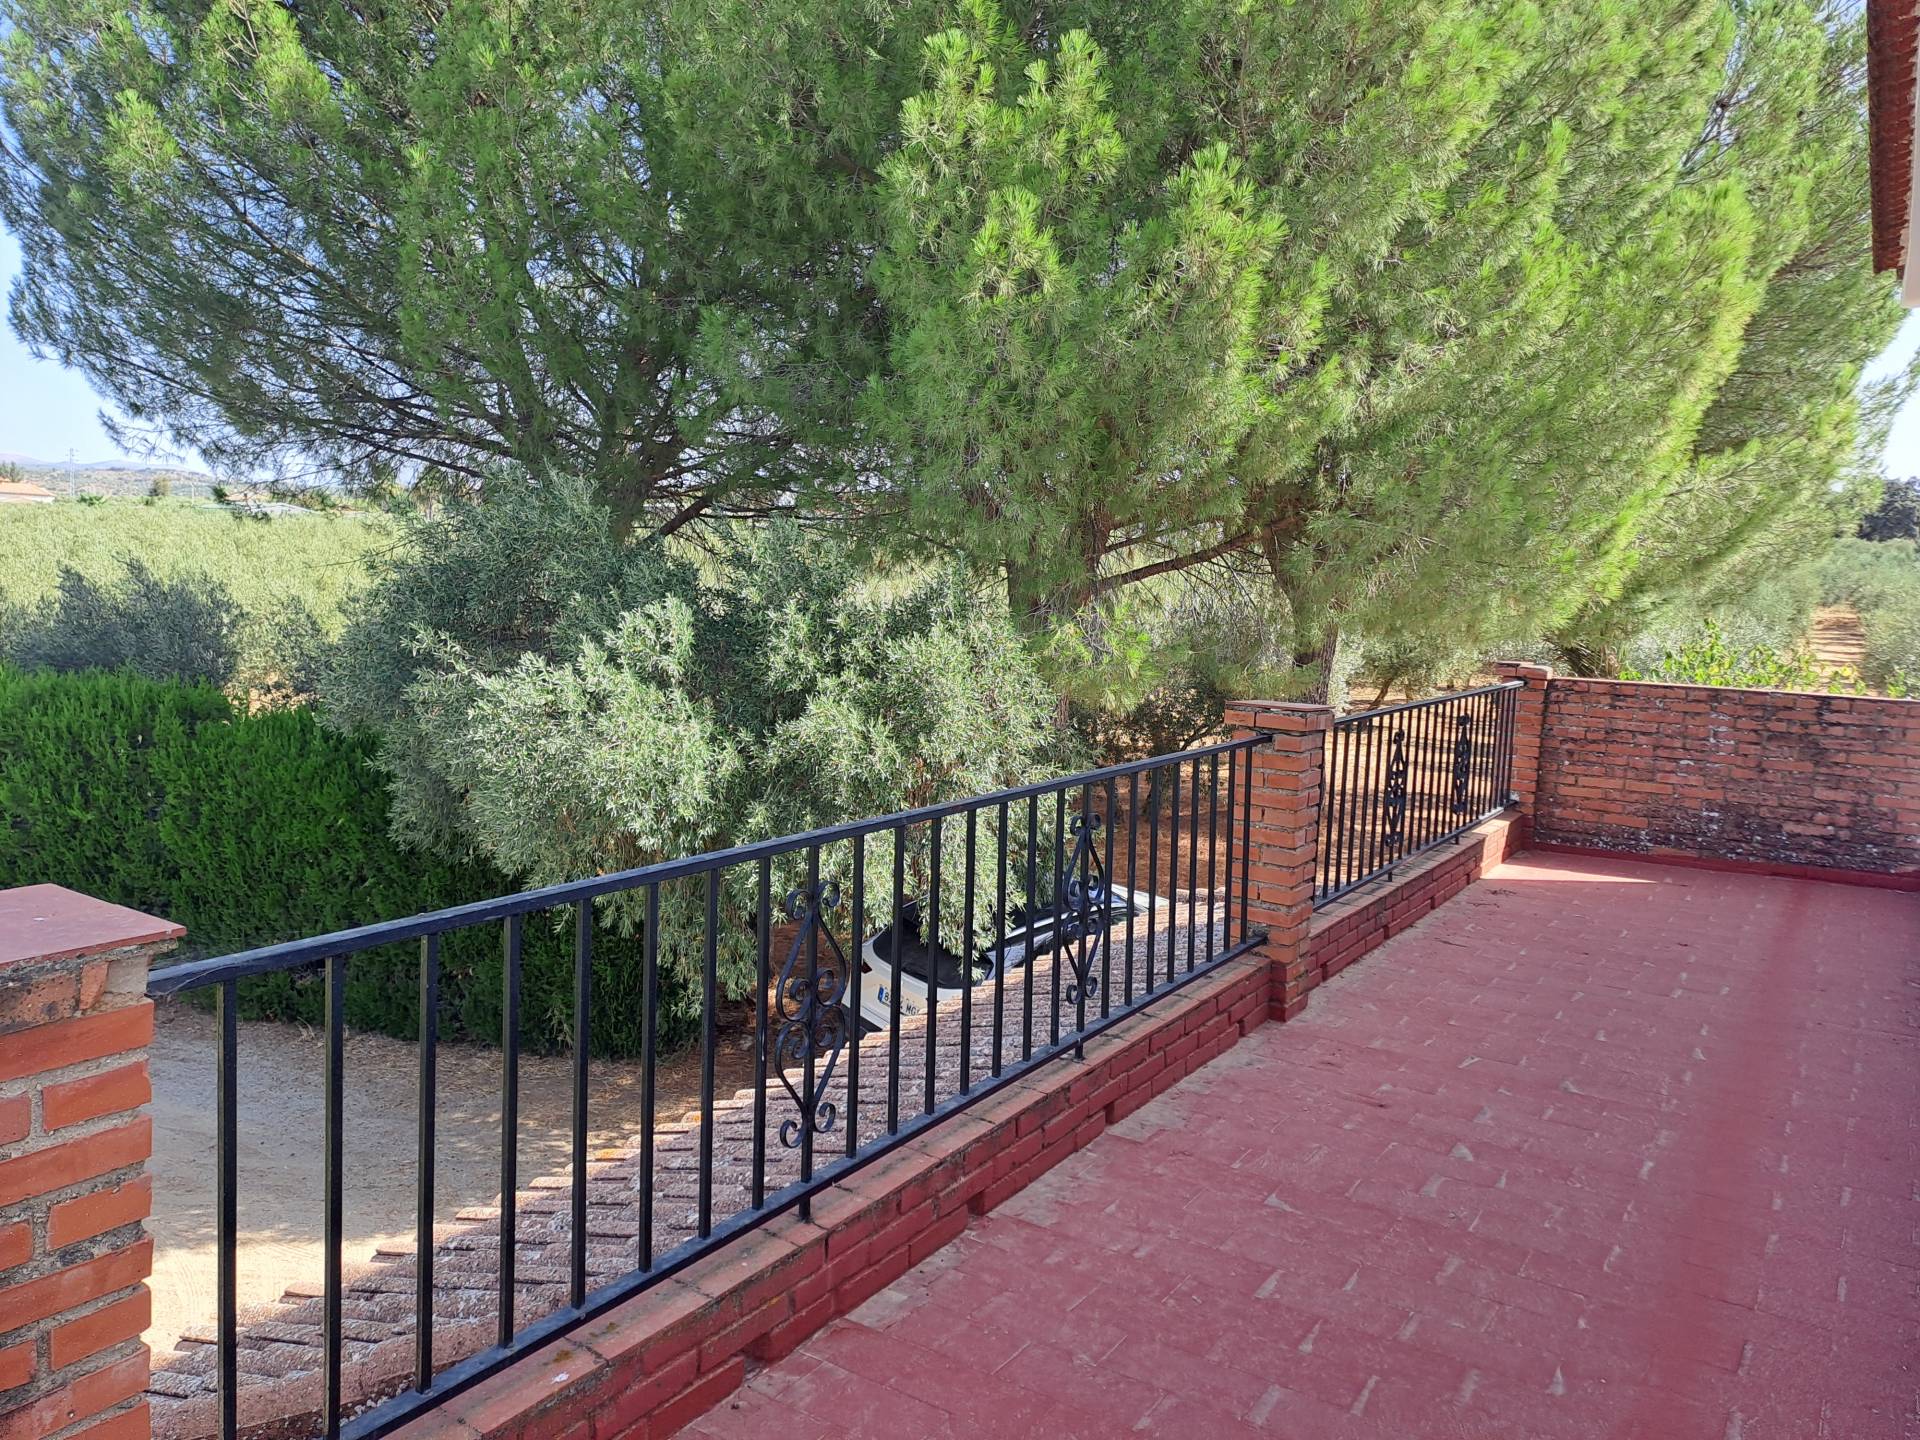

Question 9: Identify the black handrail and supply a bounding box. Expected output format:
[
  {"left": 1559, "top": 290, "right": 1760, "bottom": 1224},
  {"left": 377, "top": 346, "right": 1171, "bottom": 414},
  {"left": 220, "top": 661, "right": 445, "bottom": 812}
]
[
  {"left": 149, "top": 736, "right": 1269, "bottom": 1440},
  {"left": 147, "top": 738, "right": 1260, "bottom": 992},
  {"left": 1313, "top": 681, "right": 1523, "bottom": 907}
]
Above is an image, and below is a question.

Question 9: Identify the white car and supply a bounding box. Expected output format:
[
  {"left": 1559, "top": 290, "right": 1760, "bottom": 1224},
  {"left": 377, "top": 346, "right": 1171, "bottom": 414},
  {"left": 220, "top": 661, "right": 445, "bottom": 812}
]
[{"left": 853, "top": 885, "right": 1159, "bottom": 1034}]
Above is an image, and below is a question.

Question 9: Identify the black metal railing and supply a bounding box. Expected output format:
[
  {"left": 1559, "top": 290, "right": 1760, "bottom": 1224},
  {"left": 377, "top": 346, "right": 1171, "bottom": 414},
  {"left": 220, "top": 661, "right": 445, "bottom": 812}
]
[
  {"left": 1314, "top": 681, "right": 1522, "bottom": 906},
  {"left": 146, "top": 737, "right": 1267, "bottom": 1440}
]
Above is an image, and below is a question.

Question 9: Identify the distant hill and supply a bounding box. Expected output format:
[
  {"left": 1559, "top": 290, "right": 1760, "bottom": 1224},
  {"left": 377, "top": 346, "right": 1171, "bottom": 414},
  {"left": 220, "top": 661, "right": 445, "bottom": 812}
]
[{"left": 0, "top": 453, "right": 218, "bottom": 499}]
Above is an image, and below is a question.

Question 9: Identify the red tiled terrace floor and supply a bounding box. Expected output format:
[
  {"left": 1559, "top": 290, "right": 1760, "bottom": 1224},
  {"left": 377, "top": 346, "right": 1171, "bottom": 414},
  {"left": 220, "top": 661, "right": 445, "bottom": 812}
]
[{"left": 692, "top": 854, "right": 1920, "bottom": 1439}]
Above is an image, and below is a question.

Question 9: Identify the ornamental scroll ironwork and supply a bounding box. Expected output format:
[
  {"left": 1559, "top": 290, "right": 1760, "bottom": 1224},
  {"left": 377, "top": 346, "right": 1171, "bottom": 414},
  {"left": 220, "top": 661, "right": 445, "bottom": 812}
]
[
  {"left": 1450, "top": 712, "right": 1475, "bottom": 814},
  {"left": 774, "top": 881, "right": 851, "bottom": 1149},
  {"left": 1058, "top": 814, "right": 1108, "bottom": 1008},
  {"left": 1381, "top": 729, "right": 1410, "bottom": 853}
]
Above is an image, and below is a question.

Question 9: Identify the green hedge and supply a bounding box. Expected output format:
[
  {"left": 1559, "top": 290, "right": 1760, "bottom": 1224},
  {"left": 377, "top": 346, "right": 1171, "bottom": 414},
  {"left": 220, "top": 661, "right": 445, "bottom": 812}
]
[{"left": 0, "top": 666, "right": 694, "bottom": 1055}]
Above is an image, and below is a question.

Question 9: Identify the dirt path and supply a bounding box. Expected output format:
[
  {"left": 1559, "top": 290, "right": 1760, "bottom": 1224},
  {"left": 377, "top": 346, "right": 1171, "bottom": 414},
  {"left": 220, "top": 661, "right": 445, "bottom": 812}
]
[
  {"left": 146, "top": 1001, "right": 757, "bottom": 1359},
  {"left": 1808, "top": 604, "right": 1868, "bottom": 676}
]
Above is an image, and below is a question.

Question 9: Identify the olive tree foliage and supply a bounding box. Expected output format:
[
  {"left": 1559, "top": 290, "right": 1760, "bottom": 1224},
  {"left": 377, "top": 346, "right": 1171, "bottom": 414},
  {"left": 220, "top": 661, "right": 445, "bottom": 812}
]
[
  {"left": 1063, "top": 568, "right": 1290, "bottom": 759},
  {"left": 0, "top": 561, "right": 243, "bottom": 687},
  {"left": 321, "top": 475, "right": 1065, "bottom": 995},
  {"left": 0, "top": 0, "right": 877, "bottom": 533},
  {"left": 0, "top": 555, "right": 324, "bottom": 698}
]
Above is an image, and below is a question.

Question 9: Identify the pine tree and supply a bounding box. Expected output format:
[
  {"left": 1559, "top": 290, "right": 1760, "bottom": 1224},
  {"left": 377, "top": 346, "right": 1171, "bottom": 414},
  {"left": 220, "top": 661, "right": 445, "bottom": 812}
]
[
  {"left": 861, "top": 5, "right": 1277, "bottom": 636},
  {"left": 0, "top": 0, "right": 884, "bottom": 532},
  {"left": 1549, "top": 6, "right": 1912, "bottom": 671}
]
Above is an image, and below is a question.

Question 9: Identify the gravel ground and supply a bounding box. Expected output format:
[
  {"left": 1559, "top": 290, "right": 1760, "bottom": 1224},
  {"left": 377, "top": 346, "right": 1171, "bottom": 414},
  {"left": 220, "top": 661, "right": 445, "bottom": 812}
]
[{"left": 146, "top": 1000, "right": 756, "bottom": 1358}]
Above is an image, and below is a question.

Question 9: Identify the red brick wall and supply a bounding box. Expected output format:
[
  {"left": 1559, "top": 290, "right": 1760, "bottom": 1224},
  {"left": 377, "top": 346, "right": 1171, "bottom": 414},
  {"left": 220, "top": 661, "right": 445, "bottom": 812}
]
[
  {"left": 1, "top": 886, "right": 179, "bottom": 1440},
  {"left": 1535, "top": 679, "right": 1920, "bottom": 880},
  {"left": 1223, "top": 702, "right": 1332, "bottom": 1022}
]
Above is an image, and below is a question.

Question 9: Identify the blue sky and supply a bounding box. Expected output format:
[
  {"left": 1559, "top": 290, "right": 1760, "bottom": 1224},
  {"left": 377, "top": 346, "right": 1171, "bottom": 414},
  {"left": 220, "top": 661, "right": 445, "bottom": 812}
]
[
  {"left": 8, "top": 220, "right": 1920, "bottom": 476},
  {"left": 0, "top": 226, "right": 178, "bottom": 465}
]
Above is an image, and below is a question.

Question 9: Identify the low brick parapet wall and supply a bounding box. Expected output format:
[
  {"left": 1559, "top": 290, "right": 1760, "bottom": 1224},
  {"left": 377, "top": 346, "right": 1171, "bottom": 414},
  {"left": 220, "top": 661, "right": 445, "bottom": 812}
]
[
  {"left": 1535, "top": 679, "right": 1920, "bottom": 883},
  {"left": 1303, "top": 815, "right": 1522, "bottom": 990},
  {"left": 394, "top": 952, "right": 1270, "bottom": 1440}
]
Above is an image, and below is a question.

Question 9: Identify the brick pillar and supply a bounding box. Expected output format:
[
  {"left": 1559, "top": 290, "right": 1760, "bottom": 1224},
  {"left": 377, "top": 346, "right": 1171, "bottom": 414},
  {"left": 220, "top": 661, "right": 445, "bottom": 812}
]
[
  {"left": 0, "top": 885, "right": 178, "bottom": 1440},
  {"left": 1491, "top": 661, "right": 1552, "bottom": 838},
  {"left": 1224, "top": 701, "right": 1332, "bottom": 1022}
]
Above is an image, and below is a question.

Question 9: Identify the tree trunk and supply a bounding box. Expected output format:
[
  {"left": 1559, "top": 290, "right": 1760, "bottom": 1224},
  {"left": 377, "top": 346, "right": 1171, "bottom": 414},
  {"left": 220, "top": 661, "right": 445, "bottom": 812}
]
[
  {"left": 1290, "top": 628, "right": 1340, "bottom": 704},
  {"left": 1553, "top": 635, "right": 1618, "bottom": 677}
]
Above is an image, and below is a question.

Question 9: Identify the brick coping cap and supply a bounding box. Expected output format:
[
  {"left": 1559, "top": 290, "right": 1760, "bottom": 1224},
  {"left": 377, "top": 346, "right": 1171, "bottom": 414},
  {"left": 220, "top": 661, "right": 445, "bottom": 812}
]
[
  {"left": 0, "top": 883, "right": 183, "bottom": 972},
  {"left": 1545, "top": 675, "right": 1920, "bottom": 707},
  {"left": 1225, "top": 701, "right": 1333, "bottom": 731}
]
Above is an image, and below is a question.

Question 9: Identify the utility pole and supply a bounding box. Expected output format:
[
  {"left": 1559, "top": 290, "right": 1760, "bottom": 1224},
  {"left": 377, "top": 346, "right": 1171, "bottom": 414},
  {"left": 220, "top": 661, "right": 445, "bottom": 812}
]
[{"left": 66, "top": 448, "right": 76, "bottom": 499}]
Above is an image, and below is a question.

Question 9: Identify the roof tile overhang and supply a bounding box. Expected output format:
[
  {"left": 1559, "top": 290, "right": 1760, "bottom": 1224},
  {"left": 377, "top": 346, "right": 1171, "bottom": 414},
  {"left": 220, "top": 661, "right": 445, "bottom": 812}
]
[{"left": 1869, "top": 0, "right": 1920, "bottom": 273}]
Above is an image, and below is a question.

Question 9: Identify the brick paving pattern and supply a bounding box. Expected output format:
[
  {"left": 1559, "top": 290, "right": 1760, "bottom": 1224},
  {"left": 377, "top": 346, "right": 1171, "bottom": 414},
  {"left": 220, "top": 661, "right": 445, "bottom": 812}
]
[{"left": 694, "top": 854, "right": 1920, "bottom": 1439}]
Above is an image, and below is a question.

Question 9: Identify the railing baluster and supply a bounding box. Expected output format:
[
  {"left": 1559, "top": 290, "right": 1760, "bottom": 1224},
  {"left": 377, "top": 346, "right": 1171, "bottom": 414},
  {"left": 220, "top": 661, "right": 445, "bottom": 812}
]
[
  {"left": 847, "top": 835, "right": 865, "bottom": 1157},
  {"left": 1467, "top": 695, "right": 1483, "bottom": 818},
  {"left": 1023, "top": 795, "right": 1038, "bottom": 1060},
  {"left": 1204, "top": 754, "right": 1219, "bottom": 964},
  {"left": 960, "top": 810, "right": 976, "bottom": 1093},
  {"left": 216, "top": 980, "right": 237, "bottom": 1440},
  {"left": 1497, "top": 683, "right": 1512, "bottom": 802},
  {"left": 1165, "top": 763, "right": 1180, "bottom": 989},
  {"left": 802, "top": 845, "right": 822, "bottom": 1195},
  {"left": 1365, "top": 721, "right": 1389, "bottom": 881},
  {"left": 1101, "top": 777, "right": 1115, "bottom": 1017},
  {"left": 1336, "top": 720, "right": 1359, "bottom": 894},
  {"left": 499, "top": 916, "right": 520, "bottom": 1343},
  {"left": 416, "top": 935, "right": 438, "bottom": 1390},
  {"left": 1411, "top": 701, "right": 1433, "bottom": 852},
  {"left": 1074, "top": 784, "right": 1093, "bottom": 1040},
  {"left": 1466, "top": 695, "right": 1482, "bottom": 817},
  {"left": 1186, "top": 756, "right": 1201, "bottom": 973},
  {"left": 571, "top": 906, "right": 590, "bottom": 1309},
  {"left": 639, "top": 885, "right": 657, "bottom": 1270},
  {"left": 1124, "top": 772, "right": 1138, "bottom": 1006},
  {"left": 1396, "top": 709, "right": 1416, "bottom": 857},
  {"left": 888, "top": 828, "right": 905, "bottom": 1132},
  {"left": 698, "top": 873, "right": 717, "bottom": 1239},
  {"left": 993, "top": 802, "right": 1008, "bottom": 1078},
  {"left": 1483, "top": 693, "right": 1500, "bottom": 815},
  {"left": 1474, "top": 695, "right": 1489, "bottom": 817},
  {"left": 1239, "top": 743, "right": 1253, "bottom": 943},
  {"left": 925, "top": 822, "right": 940, "bottom": 1115},
  {"left": 1351, "top": 719, "right": 1373, "bottom": 889},
  {"left": 1050, "top": 788, "right": 1067, "bottom": 1048},
  {"left": 323, "top": 953, "right": 344, "bottom": 1439},
  {"left": 1145, "top": 771, "right": 1161, "bottom": 994},
  {"left": 752, "top": 859, "right": 770, "bottom": 1207},
  {"left": 1313, "top": 732, "right": 1329, "bottom": 900},
  {"left": 1492, "top": 691, "right": 1507, "bottom": 804},
  {"left": 1331, "top": 726, "right": 1348, "bottom": 897}
]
